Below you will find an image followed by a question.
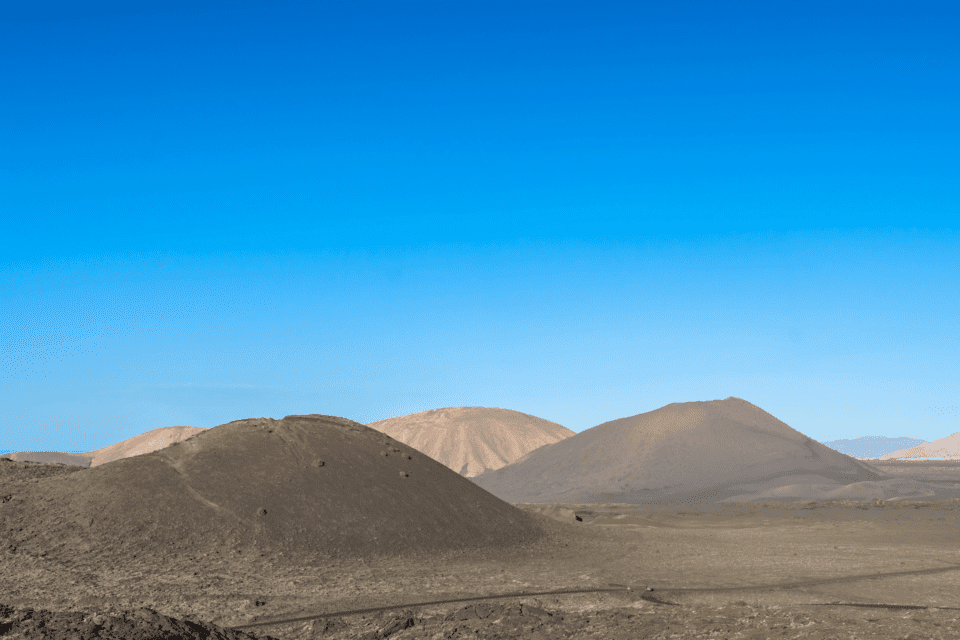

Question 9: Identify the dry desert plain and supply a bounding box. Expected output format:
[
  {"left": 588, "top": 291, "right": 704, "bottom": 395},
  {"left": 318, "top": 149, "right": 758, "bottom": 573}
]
[{"left": 2, "top": 412, "right": 960, "bottom": 639}]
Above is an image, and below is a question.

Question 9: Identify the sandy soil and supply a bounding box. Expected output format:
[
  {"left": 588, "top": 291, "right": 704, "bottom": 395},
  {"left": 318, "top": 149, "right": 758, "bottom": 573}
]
[
  {"left": 3, "top": 436, "right": 960, "bottom": 638},
  {"left": 3, "top": 492, "right": 959, "bottom": 638}
]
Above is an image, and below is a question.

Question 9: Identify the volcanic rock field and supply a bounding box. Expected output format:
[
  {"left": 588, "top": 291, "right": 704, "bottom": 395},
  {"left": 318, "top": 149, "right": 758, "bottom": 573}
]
[{"left": 2, "top": 400, "right": 959, "bottom": 639}]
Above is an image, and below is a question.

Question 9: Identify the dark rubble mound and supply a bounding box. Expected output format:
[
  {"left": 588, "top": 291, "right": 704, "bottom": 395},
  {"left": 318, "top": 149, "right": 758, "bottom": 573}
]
[
  {"left": 0, "top": 603, "right": 276, "bottom": 640},
  {"left": 0, "top": 451, "right": 93, "bottom": 466},
  {"left": 0, "top": 414, "right": 544, "bottom": 561},
  {"left": 0, "top": 457, "right": 85, "bottom": 485}
]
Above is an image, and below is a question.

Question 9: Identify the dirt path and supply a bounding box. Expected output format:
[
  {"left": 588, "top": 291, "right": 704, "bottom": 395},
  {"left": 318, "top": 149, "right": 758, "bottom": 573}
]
[{"left": 3, "top": 500, "right": 959, "bottom": 639}]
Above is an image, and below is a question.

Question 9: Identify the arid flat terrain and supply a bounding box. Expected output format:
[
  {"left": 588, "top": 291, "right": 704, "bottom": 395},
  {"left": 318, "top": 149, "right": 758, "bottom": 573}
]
[{"left": 3, "top": 459, "right": 960, "bottom": 638}]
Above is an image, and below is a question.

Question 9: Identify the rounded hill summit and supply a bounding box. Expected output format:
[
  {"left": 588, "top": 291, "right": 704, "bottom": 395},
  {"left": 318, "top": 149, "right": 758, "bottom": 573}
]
[
  {"left": 369, "top": 407, "right": 574, "bottom": 477},
  {"left": 1, "top": 414, "right": 544, "bottom": 561},
  {"left": 473, "top": 397, "right": 887, "bottom": 503}
]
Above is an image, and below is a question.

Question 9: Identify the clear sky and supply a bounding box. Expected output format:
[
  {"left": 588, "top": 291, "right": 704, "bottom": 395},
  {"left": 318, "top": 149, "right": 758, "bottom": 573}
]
[{"left": 2, "top": 1, "right": 959, "bottom": 453}]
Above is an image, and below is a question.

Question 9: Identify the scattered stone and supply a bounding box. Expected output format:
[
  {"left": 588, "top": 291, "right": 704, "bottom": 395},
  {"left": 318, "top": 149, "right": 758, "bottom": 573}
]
[
  {"left": 0, "top": 603, "right": 276, "bottom": 639},
  {"left": 0, "top": 414, "right": 544, "bottom": 562},
  {"left": 376, "top": 616, "right": 415, "bottom": 638}
]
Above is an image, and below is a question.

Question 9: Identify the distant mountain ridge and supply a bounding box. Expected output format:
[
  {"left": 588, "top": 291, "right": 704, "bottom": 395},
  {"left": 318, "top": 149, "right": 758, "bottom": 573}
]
[
  {"left": 820, "top": 436, "right": 926, "bottom": 459},
  {"left": 880, "top": 432, "right": 960, "bottom": 460}
]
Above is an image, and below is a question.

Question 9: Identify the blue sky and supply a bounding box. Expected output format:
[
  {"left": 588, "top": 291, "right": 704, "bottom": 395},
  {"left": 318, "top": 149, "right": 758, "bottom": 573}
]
[{"left": 2, "top": 1, "right": 958, "bottom": 453}]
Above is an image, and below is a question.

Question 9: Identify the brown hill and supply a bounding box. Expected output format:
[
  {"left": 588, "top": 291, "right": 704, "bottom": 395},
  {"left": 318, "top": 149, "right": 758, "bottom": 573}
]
[
  {"left": 0, "top": 414, "right": 544, "bottom": 561},
  {"left": 472, "top": 397, "right": 890, "bottom": 504},
  {"left": 1, "top": 426, "right": 206, "bottom": 468},
  {"left": 879, "top": 432, "right": 960, "bottom": 460},
  {"left": 88, "top": 426, "right": 207, "bottom": 466},
  {"left": 368, "top": 407, "right": 574, "bottom": 477}
]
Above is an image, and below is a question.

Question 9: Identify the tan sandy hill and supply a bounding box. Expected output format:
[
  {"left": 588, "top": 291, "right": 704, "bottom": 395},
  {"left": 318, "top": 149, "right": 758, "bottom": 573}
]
[
  {"left": 879, "top": 432, "right": 960, "bottom": 460},
  {"left": 472, "top": 397, "right": 915, "bottom": 504},
  {"left": 1, "top": 426, "right": 206, "bottom": 468},
  {"left": 87, "top": 426, "right": 207, "bottom": 466},
  {"left": 368, "top": 407, "right": 574, "bottom": 477},
  {"left": 0, "top": 414, "right": 544, "bottom": 561}
]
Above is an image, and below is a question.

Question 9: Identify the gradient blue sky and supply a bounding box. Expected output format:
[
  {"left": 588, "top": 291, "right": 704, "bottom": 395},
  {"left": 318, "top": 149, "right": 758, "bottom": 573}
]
[{"left": 2, "top": 1, "right": 959, "bottom": 453}]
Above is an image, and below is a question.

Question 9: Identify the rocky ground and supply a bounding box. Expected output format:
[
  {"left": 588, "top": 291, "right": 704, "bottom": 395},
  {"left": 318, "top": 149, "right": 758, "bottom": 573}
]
[
  {"left": 0, "top": 602, "right": 277, "bottom": 639},
  {"left": 267, "top": 600, "right": 960, "bottom": 640},
  {"left": 2, "top": 460, "right": 960, "bottom": 639}
]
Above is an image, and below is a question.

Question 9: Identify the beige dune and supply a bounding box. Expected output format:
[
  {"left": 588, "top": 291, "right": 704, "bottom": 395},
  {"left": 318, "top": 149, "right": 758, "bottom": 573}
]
[
  {"left": 879, "top": 431, "right": 960, "bottom": 460},
  {"left": 87, "top": 426, "right": 207, "bottom": 467},
  {"left": 2, "top": 426, "right": 206, "bottom": 468},
  {"left": 369, "top": 406, "right": 574, "bottom": 477}
]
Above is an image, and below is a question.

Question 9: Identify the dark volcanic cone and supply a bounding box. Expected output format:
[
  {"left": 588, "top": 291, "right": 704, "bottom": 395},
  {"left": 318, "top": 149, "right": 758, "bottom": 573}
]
[
  {"left": 0, "top": 415, "right": 544, "bottom": 560},
  {"left": 472, "top": 397, "right": 887, "bottom": 504},
  {"left": 369, "top": 407, "right": 574, "bottom": 477}
]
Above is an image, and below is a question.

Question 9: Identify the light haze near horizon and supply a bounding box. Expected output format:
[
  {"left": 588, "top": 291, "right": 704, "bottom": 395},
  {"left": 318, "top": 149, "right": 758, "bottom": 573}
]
[{"left": 2, "top": 1, "right": 958, "bottom": 453}]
